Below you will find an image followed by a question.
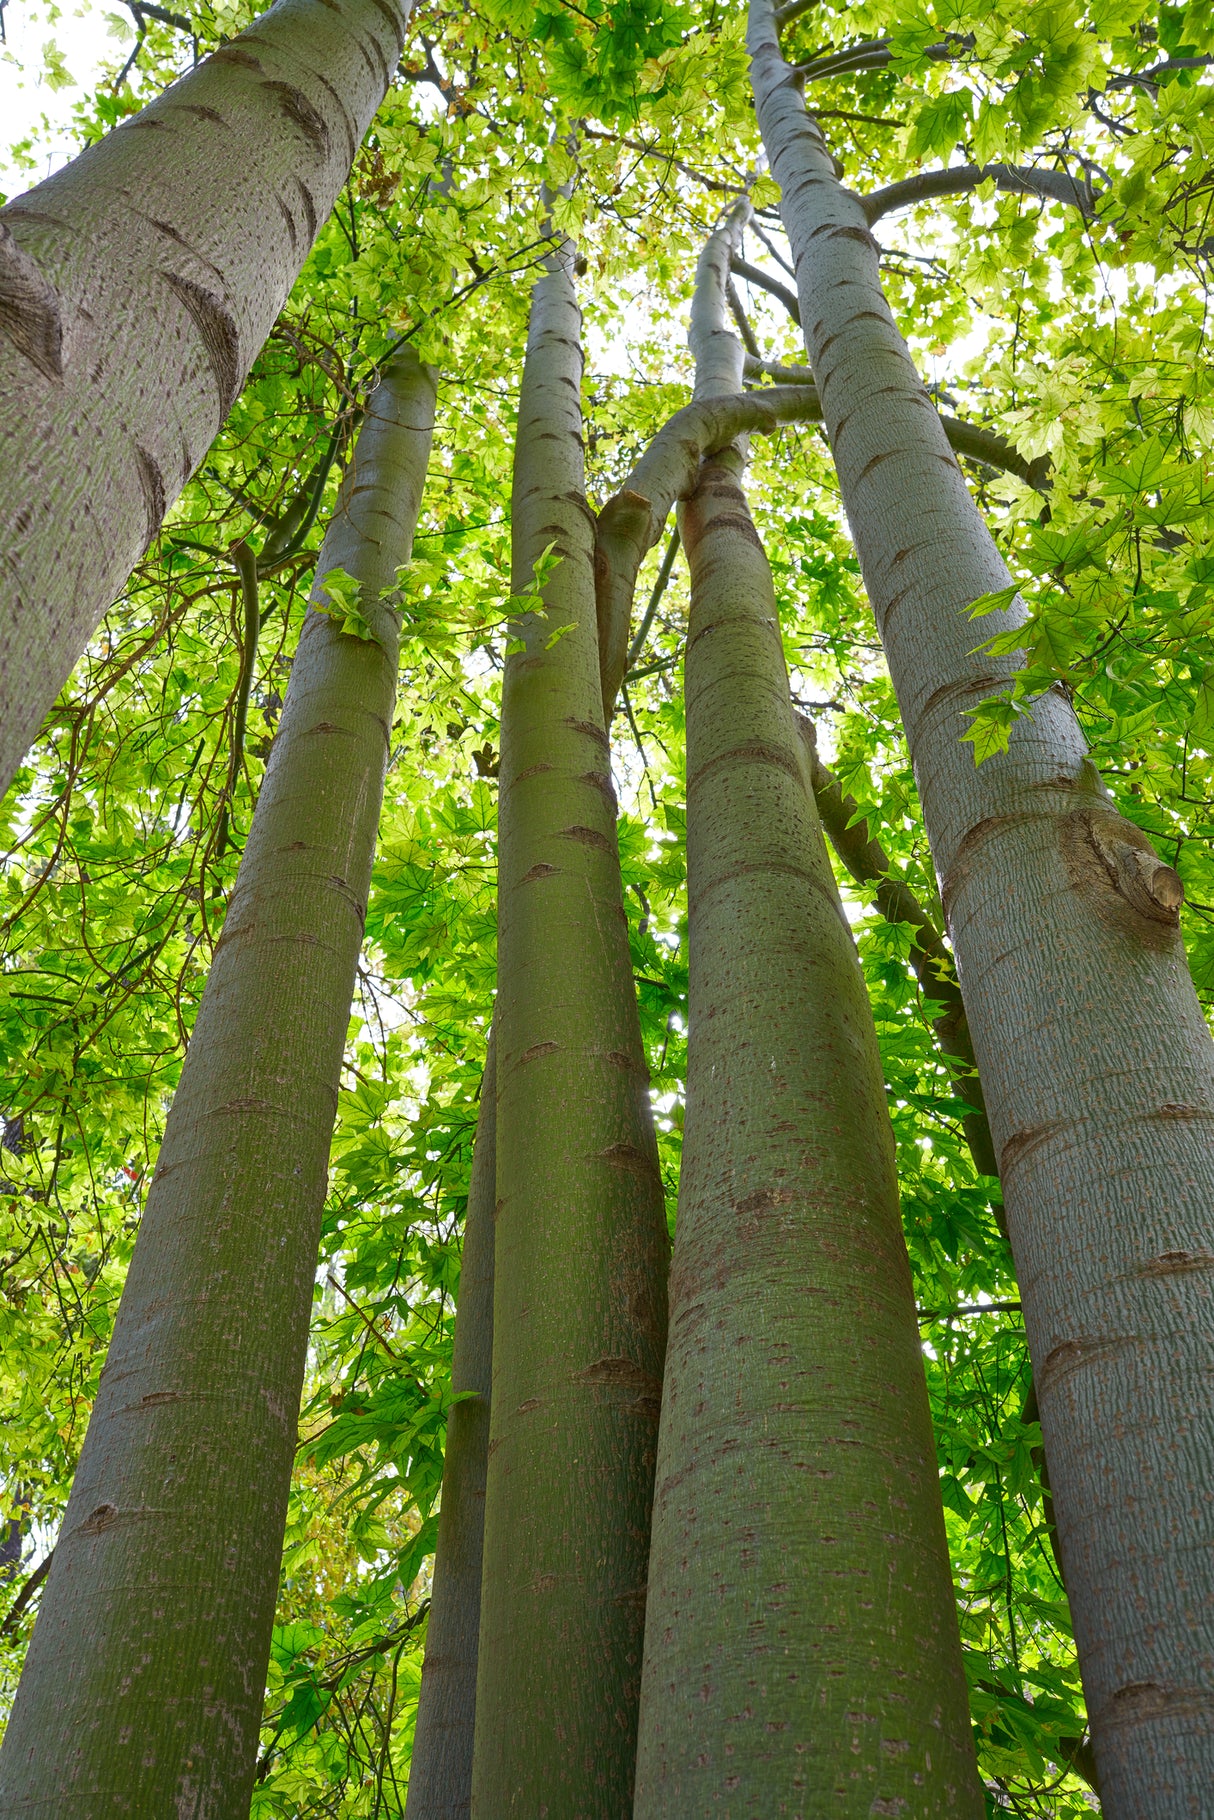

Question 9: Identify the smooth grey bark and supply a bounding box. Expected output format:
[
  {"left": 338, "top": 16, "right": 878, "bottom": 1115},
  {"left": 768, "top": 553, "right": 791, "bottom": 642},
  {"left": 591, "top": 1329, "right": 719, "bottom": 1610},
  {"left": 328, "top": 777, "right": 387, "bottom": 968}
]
[
  {"left": 0, "top": 0, "right": 413, "bottom": 800},
  {"left": 633, "top": 197, "right": 980, "bottom": 1818},
  {"left": 749, "top": 3, "right": 1214, "bottom": 1810},
  {"left": 405, "top": 1040, "right": 495, "bottom": 1820},
  {"left": 0, "top": 348, "right": 436, "bottom": 1818}
]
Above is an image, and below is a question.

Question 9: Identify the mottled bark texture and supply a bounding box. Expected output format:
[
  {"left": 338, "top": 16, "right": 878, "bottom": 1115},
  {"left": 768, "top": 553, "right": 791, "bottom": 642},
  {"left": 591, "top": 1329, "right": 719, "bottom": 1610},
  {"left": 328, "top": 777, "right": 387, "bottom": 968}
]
[
  {"left": 0, "top": 349, "right": 436, "bottom": 1818},
  {"left": 633, "top": 203, "right": 980, "bottom": 1819},
  {"left": 406, "top": 1039, "right": 496, "bottom": 1820},
  {"left": 749, "top": 3, "right": 1214, "bottom": 1809},
  {"left": 0, "top": 0, "right": 413, "bottom": 799},
  {"left": 471, "top": 239, "right": 669, "bottom": 1818}
]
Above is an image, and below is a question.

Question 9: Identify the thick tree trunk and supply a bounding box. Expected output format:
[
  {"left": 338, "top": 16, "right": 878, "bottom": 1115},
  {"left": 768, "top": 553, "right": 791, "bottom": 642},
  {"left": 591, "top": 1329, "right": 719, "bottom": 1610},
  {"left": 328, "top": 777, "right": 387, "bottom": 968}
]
[
  {"left": 633, "top": 202, "right": 980, "bottom": 1818},
  {"left": 471, "top": 238, "right": 669, "bottom": 1818},
  {"left": 749, "top": 4, "right": 1214, "bottom": 1810},
  {"left": 0, "top": 348, "right": 436, "bottom": 1818},
  {"left": 405, "top": 1039, "right": 495, "bottom": 1820},
  {"left": 0, "top": 0, "right": 413, "bottom": 800}
]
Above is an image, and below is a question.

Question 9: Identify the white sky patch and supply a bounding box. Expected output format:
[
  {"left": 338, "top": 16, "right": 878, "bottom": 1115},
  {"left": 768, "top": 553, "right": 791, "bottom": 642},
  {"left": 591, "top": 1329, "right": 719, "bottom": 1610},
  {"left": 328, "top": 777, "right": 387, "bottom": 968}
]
[{"left": 0, "top": 0, "right": 117, "bottom": 186}]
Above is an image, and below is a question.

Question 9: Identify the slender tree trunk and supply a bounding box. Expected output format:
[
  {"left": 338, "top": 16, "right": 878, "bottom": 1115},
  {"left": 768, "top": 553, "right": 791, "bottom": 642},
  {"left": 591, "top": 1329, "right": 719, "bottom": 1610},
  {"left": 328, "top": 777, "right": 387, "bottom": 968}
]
[
  {"left": 471, "top": 237, "right": 669, "bottom": 1818},
  {"left": 749, "top": 5, "right": 1214, "bottom": 1809},
  {"left": 0, "top": 348, "right": 436, "bottom": 1818},
  {"left": 0, "top": 0, "right": 413, "bottom": 800},
  {"left": 633, "top": 201, "right": 980, "bottom": 1818},
  {"left": 406, "top": 1037, "right": 495, "bottom": 1820}
]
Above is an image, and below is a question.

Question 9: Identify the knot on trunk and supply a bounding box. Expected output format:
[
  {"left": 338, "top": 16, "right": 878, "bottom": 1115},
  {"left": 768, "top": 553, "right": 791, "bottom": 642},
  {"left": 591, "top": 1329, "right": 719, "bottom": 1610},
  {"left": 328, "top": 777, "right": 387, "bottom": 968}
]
[{"left": 1082, "top": 810, "right": 1184, "bottom": 923}]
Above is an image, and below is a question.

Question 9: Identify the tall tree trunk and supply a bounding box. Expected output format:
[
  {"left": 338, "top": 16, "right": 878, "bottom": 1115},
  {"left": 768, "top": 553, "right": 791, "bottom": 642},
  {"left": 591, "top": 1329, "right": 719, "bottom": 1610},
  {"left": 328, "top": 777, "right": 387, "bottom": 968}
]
[
  {"left": 0, "top": 347, "right": 436, "bottom": 1818},
  {"left": 0, "top": 0, "right": 413, "bottom": 800},
  {"left": 633, "top": 200, "right": 980, "bottom": 1818},
  {"left": 749, "top": 5, "right": 1214, "bottom": 1810},
  {"left": 406, "top": 1038, "right": 495, "bottom": 1820},
  {"left": 471, "top": 236, "right": 669, "bottom": 1818}
]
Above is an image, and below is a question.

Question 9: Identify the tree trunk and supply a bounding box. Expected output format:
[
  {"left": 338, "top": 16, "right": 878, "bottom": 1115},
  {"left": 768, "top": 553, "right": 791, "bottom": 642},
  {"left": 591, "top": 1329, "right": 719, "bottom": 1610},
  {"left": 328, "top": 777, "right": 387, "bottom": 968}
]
[
  {"left": 749, "top": 5, "right": 1214, "bottom": 1809},
  {"left": 633, "top": 201, "right": 980, "bottom": 1819},
  {"left": 0, "top": 0, "right": 413, "bottom": 800},
  {"left": 406, "top": 1038, "right": 495, "bottom": 1820},
  {"left": 471, "top": 237, "right": 669, "bottom": 1818},
  {"left": 0, "top": 347, "right": 436, "bottom": 1818}
]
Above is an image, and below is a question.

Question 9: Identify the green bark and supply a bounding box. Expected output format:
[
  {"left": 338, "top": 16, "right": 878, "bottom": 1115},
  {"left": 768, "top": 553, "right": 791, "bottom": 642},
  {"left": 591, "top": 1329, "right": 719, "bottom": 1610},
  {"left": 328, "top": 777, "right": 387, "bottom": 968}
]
[
  {"left": 633, "top": 203, "right": 980, "bottom": 1817},
  {"left": 470, "top": 238, "right": 669, "bottom": 1818},
  {"left": 406, "top": 1039, "right": 495, "bottom": 1820},
  {"left": 0, "top": 348, "right": 436, "bottom": 1817}
]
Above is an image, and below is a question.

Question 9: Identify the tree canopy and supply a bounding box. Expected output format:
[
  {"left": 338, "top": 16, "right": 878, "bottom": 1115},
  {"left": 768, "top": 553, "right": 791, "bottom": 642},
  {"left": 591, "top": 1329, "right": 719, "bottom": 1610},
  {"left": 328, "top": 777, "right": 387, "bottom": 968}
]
[{"left": 1, "top": 0, "right": 1211, "bottom": 1809}]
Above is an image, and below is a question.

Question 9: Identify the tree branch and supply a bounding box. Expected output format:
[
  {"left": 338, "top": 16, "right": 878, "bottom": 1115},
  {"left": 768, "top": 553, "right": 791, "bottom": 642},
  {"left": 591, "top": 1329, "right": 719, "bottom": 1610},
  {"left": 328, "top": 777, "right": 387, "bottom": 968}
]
[
  {"left": 215, "top": 541, "right": 260, "bottom": 861},
  {"left": 0, "top": 1549, "right": 52, "bottom": 1636},
  {"left": 625, "top": 526, "right": 681, "bottom": 674},
  {"left": 594, "top": 385, "right": 820, "bottom": 716},
  {"left": 1107, "top": 54, "right": 1213, "bottom": 90},
  {"left": 794, "top": 36, "right": 968, "bottom": 81},
  {"left": 774, "top": 0, "right": 819, "bottom": 28},
  {"left": 726, "top": 280, "right": 762, "bottom": 357},
  {"left": 863, "top": 162, "right": 1098, "bottom": 224},
  {"left": 730, "top": 254, "right": 801, "bottom": 325},
  {"left": 742, "top": 356, "right": 1052, "bottom": 490},
  {"left": 795, "top": 714, "right": 1000, "bottom": 1185}
]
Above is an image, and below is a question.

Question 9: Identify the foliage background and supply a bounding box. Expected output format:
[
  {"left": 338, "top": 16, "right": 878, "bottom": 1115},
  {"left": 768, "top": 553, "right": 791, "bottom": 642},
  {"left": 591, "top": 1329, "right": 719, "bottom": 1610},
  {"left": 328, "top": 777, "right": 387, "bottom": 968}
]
[{"left": 1, "top": 0, "right": 1212, "bottom": 1809}]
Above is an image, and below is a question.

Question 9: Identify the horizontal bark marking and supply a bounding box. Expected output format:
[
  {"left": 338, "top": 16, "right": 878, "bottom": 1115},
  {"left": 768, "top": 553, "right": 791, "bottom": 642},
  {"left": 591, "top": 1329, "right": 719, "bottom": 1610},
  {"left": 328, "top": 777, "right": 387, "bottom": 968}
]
[
  {"left": 557, "top": 824, "right": 614, "bottom": 853},
  {"left": 365, "top": 0, "right": 407, "bottom": 45},
  {"left": 854, "top": 448, "right": 900, "bottom": 486},
  {"left": 133, "top": 443, "right": 167, "bottom": 549},
  {"left": 161, "top": 271, "right": 240, "bottom": 417},
  {"left": 1151, "top": 1102, "right": 1214, "bottom": 1120},
  {"left": 687, "top": 740, "right": 803, "bottom": 792},
  {"left": 518, "top": 861, "right": 561, "bottom": 883},
  {"left": 917, "top": 672, "right": 1006, "bottom": 724},
  {"left": 210, "top": 44, "right": 265, "bottom": 72},
  {"left": 689, "top": 858, "right": 842, "bottom": 915},
  {"left": 735, "top": 1187, "right": 796, "bottom": 1222},
  {"left": 598, "top": 1142, "right": 661, "bottom": 1182},
  {"left": 78, "top": 1503, "right": 119, "bottom": 1535},
  {"left": 579, "top": 770, "right": 617, "bottom": 806},
  {"left": 274, "top": 193, "right": 298, "bottom": 251},
  {"left": 941, "top": 811, "right": 1035, "bottom": 919},
  {"left": 305, "top": 720, "right": 356, "bottom": 736},
  {"left": 513, "top": 1398, "right": 543, "bottom": 1416},
  {"left": 1098, "top": 1681, "right": 1214, "bottom": 1731},
  {"left": 572, "top": 1357, "right": 660, "bottom": 1393},
  {"left": 208, "top": 1096, "right": 294, "bottom": 1117},
  {"left": 999, "top": 1119, "right": 1071, "bottom": 1174},
  {"left": 0, "top": 222, "right": 64, "bottom": 379},
  {"left": 306, "top": 69, "right": 358, "bottom": 161},
  {"left": 171, "top": 102, "right": 226, "bottom": 125},
  {"left": 293, "top": 176, "right": 319, "bottom": 244},
  {"left": 517, "top": 1040, "right": 561, "bottom": 1067},
  {"left": 606, "top": 1049, "right": 646, "bottom": 1075},
  {"left": 511, "top": 762, "right": 555, "bottom": 785},
  {"left": 1040, "top": 1333, "right": 1137, "bottom": 1392},
  {"left": 1133, "top": 1249, "right": 1214, "bottom": 1278},
  {"left": 698, "top": 510, "right": 765, "bottom": 549},
  {"left": 563, "top": 716, "right": 610, "bottom": 750}
]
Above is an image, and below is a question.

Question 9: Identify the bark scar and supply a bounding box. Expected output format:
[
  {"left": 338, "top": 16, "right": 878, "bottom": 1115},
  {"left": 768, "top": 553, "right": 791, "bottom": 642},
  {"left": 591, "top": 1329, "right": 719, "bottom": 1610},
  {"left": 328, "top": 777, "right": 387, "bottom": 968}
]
[{"left": 0, "top": 221, "right": 64, "bottom": 379}]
